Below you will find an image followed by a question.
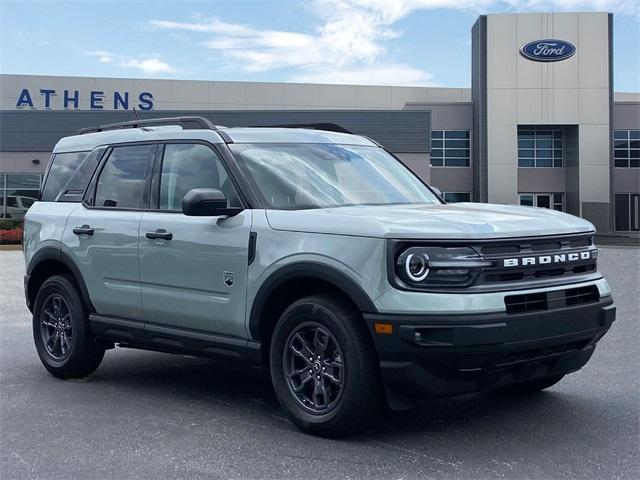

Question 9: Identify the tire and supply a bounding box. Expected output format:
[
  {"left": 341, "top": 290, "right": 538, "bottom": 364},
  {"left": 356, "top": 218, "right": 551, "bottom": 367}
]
[
  {"left": 500, "top": 374, "right": 565, "bottom": 394},
  {"left": 269, "top": 294, "right": 381, "bottom": 438},
  {"left": 32, "top": 274, "right": 104, "bottom": 379}
]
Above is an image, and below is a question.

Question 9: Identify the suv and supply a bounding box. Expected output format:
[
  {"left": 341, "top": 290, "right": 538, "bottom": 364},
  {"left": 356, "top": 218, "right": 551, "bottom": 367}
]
[{"left": 24, "top": 117, "right": 615, "bottom": 437}]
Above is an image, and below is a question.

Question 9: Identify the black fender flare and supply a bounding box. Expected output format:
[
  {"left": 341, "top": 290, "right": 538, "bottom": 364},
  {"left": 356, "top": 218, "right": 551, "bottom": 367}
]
[
  {"left": 248, "top": 262, "right": 378, "bottom": 340},
  {"left": 26, "top": 246, "right": 95, "bottom": 312}
]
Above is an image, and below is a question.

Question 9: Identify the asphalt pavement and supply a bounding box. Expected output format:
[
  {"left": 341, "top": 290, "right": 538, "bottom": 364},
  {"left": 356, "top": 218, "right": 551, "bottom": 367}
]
[{"left": 1, "top": 247, "right": 638, "bottom": 479}]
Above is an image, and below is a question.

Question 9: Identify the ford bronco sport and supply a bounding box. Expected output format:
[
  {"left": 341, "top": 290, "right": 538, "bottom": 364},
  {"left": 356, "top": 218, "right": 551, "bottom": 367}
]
[{"left": 23, "top": 116, "right": 615, "bottom": 437}]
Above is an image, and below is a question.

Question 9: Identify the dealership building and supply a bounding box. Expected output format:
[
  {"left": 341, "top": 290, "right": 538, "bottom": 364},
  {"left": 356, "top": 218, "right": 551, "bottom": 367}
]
[{"left": 0, "top": 11, "right": 638, "bottom": 232}]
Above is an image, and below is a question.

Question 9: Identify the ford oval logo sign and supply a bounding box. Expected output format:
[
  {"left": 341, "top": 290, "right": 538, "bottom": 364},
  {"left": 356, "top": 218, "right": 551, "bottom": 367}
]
[{"left": 520, "top": 39, "right": 576, "bottom": 62}]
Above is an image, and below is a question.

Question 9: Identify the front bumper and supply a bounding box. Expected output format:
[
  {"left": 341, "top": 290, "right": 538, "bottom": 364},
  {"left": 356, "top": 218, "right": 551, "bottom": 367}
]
[{"left": 364, "top": 296, "right": 615, "bottom": 406}]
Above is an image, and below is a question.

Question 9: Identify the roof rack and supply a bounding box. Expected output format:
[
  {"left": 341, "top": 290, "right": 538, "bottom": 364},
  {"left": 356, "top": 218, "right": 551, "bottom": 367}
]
[
  {"left": 77, "top": 116, "right": 217, "bottom": 135},
  {"left": 251, "top": 123, "right": 352, "bottom": 134}
]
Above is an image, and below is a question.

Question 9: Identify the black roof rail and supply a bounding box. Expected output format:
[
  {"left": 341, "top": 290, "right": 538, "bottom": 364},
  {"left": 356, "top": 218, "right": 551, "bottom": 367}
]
[
  {"left": 251, "top": 123, "right": 352, "bottom": 134},
  {"left": 77, "top": 116, "right": 217, "bottom": 135}
]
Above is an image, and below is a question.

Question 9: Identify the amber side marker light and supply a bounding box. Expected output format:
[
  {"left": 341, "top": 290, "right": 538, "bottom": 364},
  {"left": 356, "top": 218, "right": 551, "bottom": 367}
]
[{"left": 374, "top": 322, "right": 393, "bottom": 335}]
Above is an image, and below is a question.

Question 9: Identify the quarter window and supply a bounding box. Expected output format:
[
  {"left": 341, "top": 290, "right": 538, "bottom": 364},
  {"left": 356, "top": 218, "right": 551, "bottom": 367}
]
[
  {"left": 430, "top": 131, "right": 470, "bottom": 167},
  {"left": 518, "top": 128, "right": 563, "bottom": 168},
  {"left": 94, "top": 145, "right": 155, "bottom": 209},
  {"left": 158, "top": 144, "right": 240, "bottom": 211},
  {"left": 41, "top": 151, "right": 89, "bottom": 201},
  {"left": 614, "top": 130, "right": 640, "bottom": 168}
]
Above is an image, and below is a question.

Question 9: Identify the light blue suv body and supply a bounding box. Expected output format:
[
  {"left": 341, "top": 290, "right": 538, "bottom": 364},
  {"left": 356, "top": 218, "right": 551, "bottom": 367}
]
[{"left": 23, "top": 117, "right": 615, "bottom": 436}]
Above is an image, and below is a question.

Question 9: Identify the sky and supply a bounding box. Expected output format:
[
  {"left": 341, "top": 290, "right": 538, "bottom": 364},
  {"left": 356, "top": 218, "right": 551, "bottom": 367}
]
[{"left": 1, "top": 0, "right": 639, "bottom": 91}]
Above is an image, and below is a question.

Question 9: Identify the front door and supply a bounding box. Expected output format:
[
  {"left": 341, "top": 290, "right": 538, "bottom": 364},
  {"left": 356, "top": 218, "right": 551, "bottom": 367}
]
[{"left": 138, "top": 143, "right": 251, "bottom": 338}]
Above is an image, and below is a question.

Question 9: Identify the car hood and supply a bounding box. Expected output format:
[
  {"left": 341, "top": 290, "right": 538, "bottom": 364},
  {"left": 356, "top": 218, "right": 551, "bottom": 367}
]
[{"left": 265, "top": 203, "right": 595, "bottom": 239}]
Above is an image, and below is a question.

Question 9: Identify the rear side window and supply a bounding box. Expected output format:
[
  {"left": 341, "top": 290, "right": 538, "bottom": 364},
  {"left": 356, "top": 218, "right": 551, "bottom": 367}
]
[
  {"left": 94, "top": 144, "right": 155, "bottom": 209},
  {"left": 41, "top": 151, "right": 89, "bottom": 201}
]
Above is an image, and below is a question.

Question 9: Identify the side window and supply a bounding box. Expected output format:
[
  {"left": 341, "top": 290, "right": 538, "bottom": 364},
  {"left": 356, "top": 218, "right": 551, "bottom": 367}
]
[
  {"left": 63, "top": 148, "right": 106, "bottom": 197},
  {"left": 94, "top": 144, "right": 155, "bottom": 209},
  {"left": 41, "top": 151, "right": 89, "bottom": 201},
  {"left": 159, "top": 143, "right": 240, "bottom": 211}
]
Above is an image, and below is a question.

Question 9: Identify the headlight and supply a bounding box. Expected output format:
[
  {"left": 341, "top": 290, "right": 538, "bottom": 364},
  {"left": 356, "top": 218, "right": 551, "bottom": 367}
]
[
  {"left": 404, "top": 251, "right": 430, "bottom": 281},
  {"left": 394, "top": 245, "right": 489, "bottom": 289}
]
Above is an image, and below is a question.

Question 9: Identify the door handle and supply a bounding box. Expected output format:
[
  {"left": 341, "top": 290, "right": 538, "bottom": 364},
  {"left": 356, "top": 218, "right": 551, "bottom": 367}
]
[
  {"left": 72, "top": 225, "right": 94, "bottom": 236},
  {"left": 146, "top": 229, "right": 173, "bottom": 241}
]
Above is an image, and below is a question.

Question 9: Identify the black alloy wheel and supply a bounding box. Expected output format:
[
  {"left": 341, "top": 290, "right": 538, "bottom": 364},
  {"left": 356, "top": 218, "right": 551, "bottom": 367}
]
[
  {"left": 283, "top": 321, "right": 345, "bottom": 414},
  {"left": 33, "top": 275, "right": 105, "bottom": 379},
  {"left": 270, "top": 294, "right": 381, "bottom": 437},
  {"left": 39, "top": 293, "right": 73, "bottom": 360}
]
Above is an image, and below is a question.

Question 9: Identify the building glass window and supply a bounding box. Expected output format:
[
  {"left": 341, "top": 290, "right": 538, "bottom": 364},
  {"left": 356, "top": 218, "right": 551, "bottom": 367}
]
[
  {"left": 615, "top": 193, "right": 640, "bottom": 231},
  {"left": 519, "top": 192, "right": 564, "bottom": 211},
  {"left": 0, "top": 173, "right": 43, "bottom": 220},
  {"left": 614, "top": 130, "right": 640, "bottom": 168},
  {"left": 443, "top": 192, "right": 471, "bottom": 203},
  {"left": 518, "top": 127, "right": 563, "bottom": 168},
  {"left": 431, "top": 130, "right": 470, "bottom": 167}
]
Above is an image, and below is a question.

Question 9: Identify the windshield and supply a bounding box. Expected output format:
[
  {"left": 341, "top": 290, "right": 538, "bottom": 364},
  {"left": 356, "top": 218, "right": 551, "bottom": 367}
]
[{"left": 230, "top": 143, "right": 440, "bottom": 210}]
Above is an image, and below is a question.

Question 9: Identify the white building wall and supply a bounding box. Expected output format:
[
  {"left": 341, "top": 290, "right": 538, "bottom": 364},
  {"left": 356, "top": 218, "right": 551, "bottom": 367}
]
[
  {"left": 0, "top": 74, "right": 470, "bottom": 111},
  {"left": 485, "top": 12, "right": 611, "bottom": 217}
]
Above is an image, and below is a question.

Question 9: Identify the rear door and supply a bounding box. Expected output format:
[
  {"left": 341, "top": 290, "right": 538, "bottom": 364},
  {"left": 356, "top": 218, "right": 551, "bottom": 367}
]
[
  {"left": 63, "top": 144, "right": 157, "bottom": 321},
  {"left": 138, "top": 142, "right": 251, "bottom": 338}
]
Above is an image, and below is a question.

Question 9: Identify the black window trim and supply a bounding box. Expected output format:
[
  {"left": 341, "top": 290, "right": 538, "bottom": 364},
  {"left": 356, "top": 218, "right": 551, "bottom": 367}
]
[
  {"left": 150, "top": 140, "right": 249, "bottom": 213},
  {"left": 82, "top": 139, "right": 258, "bottom": 213},
  {"left": 83, "top": 142, "right": 158, "bottom": 211}
]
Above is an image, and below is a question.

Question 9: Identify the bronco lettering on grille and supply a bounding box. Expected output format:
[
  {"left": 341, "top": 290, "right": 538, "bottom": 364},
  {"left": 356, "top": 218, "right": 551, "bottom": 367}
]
[{"left": 503, "top": 250, "right": 593, "bottom": 268}]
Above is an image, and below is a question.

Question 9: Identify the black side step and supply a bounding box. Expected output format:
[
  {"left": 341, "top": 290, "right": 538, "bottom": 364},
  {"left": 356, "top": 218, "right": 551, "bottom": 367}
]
[{"left": 89, "top": 314, "right": 262, "bottom": 365}]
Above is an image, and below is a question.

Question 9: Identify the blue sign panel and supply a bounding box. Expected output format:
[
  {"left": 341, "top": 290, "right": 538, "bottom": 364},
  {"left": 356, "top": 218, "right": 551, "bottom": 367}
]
[{"left": 520, "top": 39, "right": 576, "bottom": 62}]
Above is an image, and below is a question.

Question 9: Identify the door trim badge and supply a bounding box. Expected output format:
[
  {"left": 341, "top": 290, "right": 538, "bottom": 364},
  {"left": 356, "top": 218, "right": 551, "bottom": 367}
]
[{"left": 223, "top": 271, "right": 235, "bottom": 287}]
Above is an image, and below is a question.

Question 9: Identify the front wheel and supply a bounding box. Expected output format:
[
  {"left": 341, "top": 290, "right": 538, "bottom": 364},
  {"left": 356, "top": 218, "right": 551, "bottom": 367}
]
[
  {"left": 32, "top": 274, "right": 104, "bottom": 379},
  {"left": 270, "top": 294, "right": 381, "bottom": 438}
]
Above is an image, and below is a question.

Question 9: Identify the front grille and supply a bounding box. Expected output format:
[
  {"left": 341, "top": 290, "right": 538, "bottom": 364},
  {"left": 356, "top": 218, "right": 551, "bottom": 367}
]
[
  {"left": 475, "top": 233, "right": 598, "bottom": 287},
  {"left": 504, "top": 285, "right": 599, "bottom": 314},
  {"left": 478, "top": 235, "right": 591, "bottom": 255}
]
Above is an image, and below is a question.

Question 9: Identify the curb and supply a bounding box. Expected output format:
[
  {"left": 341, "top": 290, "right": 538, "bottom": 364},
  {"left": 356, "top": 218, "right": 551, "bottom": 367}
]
[
  {"left": 0, "top": 244, "right": 22, "bottom": 251},
  {"left": 595, "top": 236, "right": 640, "bottom": 247}
]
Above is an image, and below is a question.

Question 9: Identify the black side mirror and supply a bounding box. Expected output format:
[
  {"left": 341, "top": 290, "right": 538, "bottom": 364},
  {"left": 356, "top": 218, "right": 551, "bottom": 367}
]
[{"left": 182, "top": 188, "right": 241, "bottom": 217}]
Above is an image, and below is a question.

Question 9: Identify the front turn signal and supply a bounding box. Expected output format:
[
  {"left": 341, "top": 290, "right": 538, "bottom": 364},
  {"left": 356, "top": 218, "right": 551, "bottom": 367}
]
[{"left": 374, "top": 322, "right": 393, "bottom": 335}]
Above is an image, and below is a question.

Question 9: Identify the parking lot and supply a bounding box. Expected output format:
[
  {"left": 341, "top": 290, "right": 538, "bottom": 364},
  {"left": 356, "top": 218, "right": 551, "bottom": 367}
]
[{"left": 1, "top": 247, "right": 638, "bottom": 479}]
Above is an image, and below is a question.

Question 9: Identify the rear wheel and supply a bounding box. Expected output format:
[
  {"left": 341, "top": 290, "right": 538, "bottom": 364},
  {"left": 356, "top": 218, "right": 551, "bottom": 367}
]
[
  {"left": 33, "top": 275, "right": 104, "bottom": 379},
  {"left": 270, "top": 294, "right": 381, "bottom": 438},
  {"left": 500, "top": 374, "right": 565, "bottom": 394}
]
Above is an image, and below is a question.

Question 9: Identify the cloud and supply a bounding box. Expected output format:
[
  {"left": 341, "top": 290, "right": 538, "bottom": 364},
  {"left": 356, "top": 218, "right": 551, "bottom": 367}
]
[
  {"left": 148, "top": 0, "right": 639, "bottom": 86},
  {"left": 148, "top": 7, "right": 438, "bottom": 85},
  {"left": 291, "top": 64, "right": 439, "bottom": 86},
  {"left": 86, "top": 51, "right": 175, "bottom": 74}
]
